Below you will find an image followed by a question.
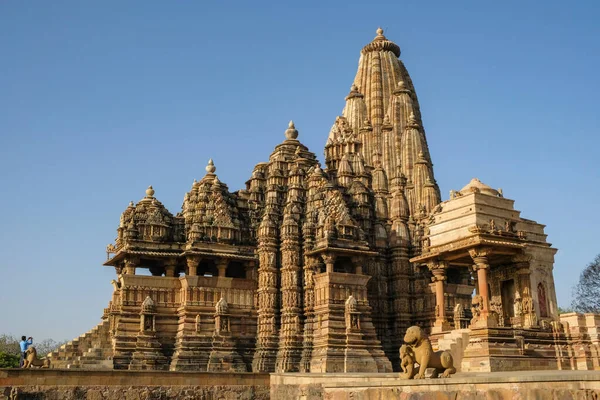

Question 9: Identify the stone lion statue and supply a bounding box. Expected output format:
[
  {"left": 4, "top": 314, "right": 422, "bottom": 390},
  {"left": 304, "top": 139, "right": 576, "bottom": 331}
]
[
  {"left": 403, "top": 325, "right": 455, "bottom": 378},
  {"left": 22, "top": 347, "right": 51, "bottom": 368}
]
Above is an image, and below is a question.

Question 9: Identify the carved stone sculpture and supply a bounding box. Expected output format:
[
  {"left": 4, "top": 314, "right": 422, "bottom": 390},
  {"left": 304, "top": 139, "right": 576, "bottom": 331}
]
[
  {"left": 21, "top": 347, "right": 51, "bottom": 368},
  {"left": 399, "top": 344, "right": 416, "bottom": 379},
  {"left": 403, "top": 326, "right": 456, "bottom": 378}
]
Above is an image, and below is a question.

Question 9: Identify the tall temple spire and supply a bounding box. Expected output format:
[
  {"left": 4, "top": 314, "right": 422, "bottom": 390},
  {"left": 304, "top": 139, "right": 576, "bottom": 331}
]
[{"left": 327, "top": 28, "right": 441, "bottom": 232}]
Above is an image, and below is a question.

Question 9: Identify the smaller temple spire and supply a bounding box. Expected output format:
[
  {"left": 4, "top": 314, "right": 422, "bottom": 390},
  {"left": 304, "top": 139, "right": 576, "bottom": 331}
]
[
  {"left": 285, "top": 120, "right": 298, "bottom": 140},
  {"left": 206, "top": 159, "right": 216, "bottom": 174}
]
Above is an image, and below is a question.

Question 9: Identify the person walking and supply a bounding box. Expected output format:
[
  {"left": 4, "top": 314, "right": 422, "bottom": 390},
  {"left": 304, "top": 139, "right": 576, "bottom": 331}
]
[{"left": 19, "top": 336, "right": 33, "bottom": 367}]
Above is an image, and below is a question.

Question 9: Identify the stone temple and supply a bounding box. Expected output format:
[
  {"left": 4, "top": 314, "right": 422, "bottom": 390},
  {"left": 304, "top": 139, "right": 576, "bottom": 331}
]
[{"left": 46, "top": 28, "right": 599, "bottom": 374}]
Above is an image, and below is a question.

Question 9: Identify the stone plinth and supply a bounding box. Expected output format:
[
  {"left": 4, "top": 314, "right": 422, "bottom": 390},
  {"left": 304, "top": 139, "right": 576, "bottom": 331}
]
[
  {"left": 270, "top": 371, "right": 600, "bottom": 400},
  {"left": 0, "top": 369, "right": 269, "bottom": 400},
  {"left": 461, "top": 326, "right": 571, "bottom": 372},
  {"left": 309, "top": 271, "right": 392, "bottom": 373}
]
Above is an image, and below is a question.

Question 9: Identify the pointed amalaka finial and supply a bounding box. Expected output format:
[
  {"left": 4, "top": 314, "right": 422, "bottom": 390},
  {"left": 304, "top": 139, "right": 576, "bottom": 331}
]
[
  {"left": 285, "top": 120, "right": 299, "bottom": 140},
  {"left": 206, "top": 158, "right": 216, "bottom": 174},
  {"left": 376, "top": 27, "right": 384, "bottom": 36},
  {"left": 128, "top": 201, "right": 134, "bottom": 207},
  {"left": 145, "top": 186, "right": 155, "bottom": 198}
]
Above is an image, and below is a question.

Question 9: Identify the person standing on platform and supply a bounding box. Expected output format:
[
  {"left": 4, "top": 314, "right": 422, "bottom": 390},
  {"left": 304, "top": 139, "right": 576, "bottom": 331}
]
[{"left": 19, "top": 336, "right": 33, "bottom": 367}]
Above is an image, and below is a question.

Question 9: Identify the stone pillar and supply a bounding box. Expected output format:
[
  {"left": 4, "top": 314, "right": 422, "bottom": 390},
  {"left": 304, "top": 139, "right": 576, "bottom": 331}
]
[
  {"left": 186, "top": 255, "right": 200, "bottom": 277},
  {"left": 351, "top": 256, "right": 364, "bottom": 275},
  {"left": 217, "top": 260, "right": 228, "bottom": 277},
  {"left": 164, "top": 258, "right": 178, "bottom": 277},
  {"left": 322, "top": 253, "right": 336, "bottom": 273},
  {"left": 124, "top": 256, "right": 138, "bottom": 275},
  {"left": 429, "top": 261, "right": 451, "bottom": 333},
  {"left": 245, "top": 261, "right": 256, "bottom": 280},
  {"left": 469, "top": 248, "right": 496, "bottom": 328}
]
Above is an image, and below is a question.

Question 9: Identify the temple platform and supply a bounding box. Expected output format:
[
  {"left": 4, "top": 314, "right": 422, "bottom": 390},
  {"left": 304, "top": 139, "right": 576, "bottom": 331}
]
[
  {"left": 271, "top": 370, "right": 600, "bottom": 399},
  {"left": 3, "top": 369, "right": 600, "bottom": 399}
]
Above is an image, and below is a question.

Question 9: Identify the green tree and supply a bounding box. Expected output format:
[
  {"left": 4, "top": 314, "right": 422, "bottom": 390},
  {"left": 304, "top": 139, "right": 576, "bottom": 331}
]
[
  {"left": 571, "top": 254, "right": 600, "bottom": 313},
  {"left": 0, "top": 334, "right": 67, "bottom": 367},
  {"left": 0, "top": 352, "right": 19, "bottom": 368}
]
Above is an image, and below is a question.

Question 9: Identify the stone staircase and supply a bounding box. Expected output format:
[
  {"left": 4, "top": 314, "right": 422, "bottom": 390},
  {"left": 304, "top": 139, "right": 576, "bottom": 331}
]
[
  {"left": 434, "top": 329, "right": 470, "bottom": 372},
  {"left": 47, "top": 320, "right": 114, "bottom": 369}
]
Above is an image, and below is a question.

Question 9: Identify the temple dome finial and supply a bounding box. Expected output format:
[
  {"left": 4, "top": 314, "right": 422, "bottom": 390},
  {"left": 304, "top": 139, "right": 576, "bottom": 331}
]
[
  {"left": 361, "top": 27, "right": 400, "bottom": 57},
  {"left": 205, "top": 158, "right": 216, "bottom": 174},
  {"left": 285, "top": 120, "right": 298, "bottom": 140},
  {"left": 145, "top": 186, "right": 155, "bottom": 198}
]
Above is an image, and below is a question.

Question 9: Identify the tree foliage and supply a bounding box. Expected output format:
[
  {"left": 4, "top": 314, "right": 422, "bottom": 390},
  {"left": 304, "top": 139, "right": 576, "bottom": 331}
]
[
  {"left": 0, "top": 334, "right": 20, "bottom": 356},
  {"left": 0, "top": 334, "right": 67, "bottom": 362},
  {"left": 0, "top": 352, "right": 19, "bottom": 368},
  {"left": 571, "top": 254, "right": 600, "bottom": 313}
]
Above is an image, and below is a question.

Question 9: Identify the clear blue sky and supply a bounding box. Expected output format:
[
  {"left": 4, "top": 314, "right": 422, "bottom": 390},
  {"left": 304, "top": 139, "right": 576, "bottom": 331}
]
[{"left": 1, "top": 1, "right": 599, "bottom": 341}]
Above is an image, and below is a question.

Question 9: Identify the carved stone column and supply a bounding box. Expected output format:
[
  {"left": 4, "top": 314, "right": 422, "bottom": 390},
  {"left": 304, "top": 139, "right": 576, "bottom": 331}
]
[
  {"left": 429, "top": 260, "right": 451, "bottom": 333},
  {"left": 351, "top": 256, "right": 364, "bottom": 275},
  {"left": 164, "top": 258, "right": 178, "bottom": 277},
  {"left": 322, "top": 253, "right": 336, "bottom": 273},
  {"left": 245, "top": 261, "right": 256, "bottom": 280},
  {"left": 217, "top": 259, "right": 228, "bottom": 277},
  {"left": 469, "top": 248, "right": 496, "bottom": 328},
  {"left": 186, "top": 255, "right": 201, "bottom": 277},
  {"left": 124, "top": 256, "right": 138, "bottom": 275}
]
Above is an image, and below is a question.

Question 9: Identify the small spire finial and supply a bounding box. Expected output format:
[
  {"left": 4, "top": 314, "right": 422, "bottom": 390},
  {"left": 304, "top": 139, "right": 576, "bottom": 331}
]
[
  {"left": 407, "top": 112, "right": 419, "bottom": 127},
  {"left": 145, "top": 186, "right": 155, "bottom": 198},
  {"left": 376, "top": 27, "right": 384, "bottom": 36},
  {"left": 285, "top": 120, "right": 298, "bottom": 140},
  {"left": 205, "top": 158, "right": 216, "bottom": 174}
]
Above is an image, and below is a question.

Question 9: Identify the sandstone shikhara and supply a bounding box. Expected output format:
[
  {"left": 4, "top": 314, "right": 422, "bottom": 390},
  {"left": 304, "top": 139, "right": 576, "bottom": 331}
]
[{"left": 45, "top": 28, "right": 598, "bottom": 374}]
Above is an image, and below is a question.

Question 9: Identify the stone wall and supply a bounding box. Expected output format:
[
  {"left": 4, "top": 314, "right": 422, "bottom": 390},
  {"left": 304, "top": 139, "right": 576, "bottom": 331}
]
[
  {"left": 0, "top": 369, "right": 269, "bottom": 400},
  {"left": 271, "top": 371, "right": 600, "bottom": 400}
]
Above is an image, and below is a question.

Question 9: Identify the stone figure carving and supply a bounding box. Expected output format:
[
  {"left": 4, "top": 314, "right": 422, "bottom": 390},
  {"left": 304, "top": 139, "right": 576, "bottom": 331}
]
[
  {"left": 514, "top": 293, "right": 523, "bottom": 316},
  {"left": 470, "top": 295, "right": 483, "bottom": 324},
  {"left": 403, "top": 326, "right": 456, "bottom": 378},
  {"left": 22, "top": 347, "right": 51, "bottom": 368},
  {"left": 399, "top": 344, "right": 416, "bottom": 379},
  {"left": 490, "top": 299, "right": 504, "bottom": 327}
]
